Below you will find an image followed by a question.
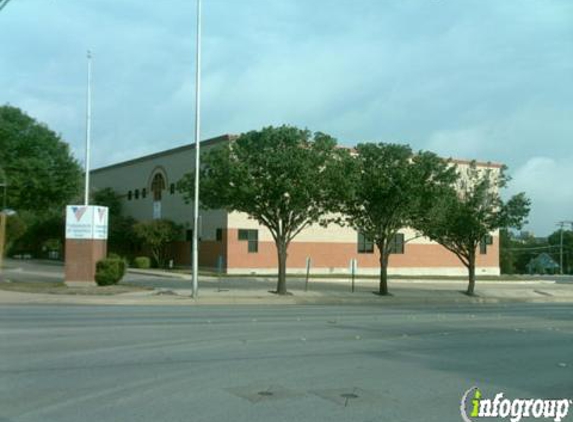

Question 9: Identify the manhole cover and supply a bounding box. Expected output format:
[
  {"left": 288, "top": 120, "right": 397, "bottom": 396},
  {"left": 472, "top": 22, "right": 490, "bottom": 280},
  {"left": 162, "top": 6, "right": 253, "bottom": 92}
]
[
  {"left": 340, "top": 393, "right": 359, "bottom": 399},
  {"left": 258, "top": 391, "right": 274, "bottom": 396}
]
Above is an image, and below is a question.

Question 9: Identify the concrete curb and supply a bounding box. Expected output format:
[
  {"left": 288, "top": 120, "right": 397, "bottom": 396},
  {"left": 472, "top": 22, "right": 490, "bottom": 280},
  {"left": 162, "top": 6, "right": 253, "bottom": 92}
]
[{"left": 1, "top": 287, "right": 573, "bottom": 307}]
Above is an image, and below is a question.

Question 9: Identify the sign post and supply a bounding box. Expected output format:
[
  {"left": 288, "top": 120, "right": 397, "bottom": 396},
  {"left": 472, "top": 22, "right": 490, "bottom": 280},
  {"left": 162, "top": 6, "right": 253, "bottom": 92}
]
[{"left": 64, "top": 205, "right": 108, "bottom": 286}]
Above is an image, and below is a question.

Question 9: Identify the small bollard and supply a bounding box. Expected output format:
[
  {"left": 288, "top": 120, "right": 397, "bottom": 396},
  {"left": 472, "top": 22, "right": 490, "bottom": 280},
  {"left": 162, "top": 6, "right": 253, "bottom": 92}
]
[
  {"left": 304, "top": 257, "right": 311, "bottom": 292},
  {"left": 350, "top": 259, "right": 357, "bottom": 293}
]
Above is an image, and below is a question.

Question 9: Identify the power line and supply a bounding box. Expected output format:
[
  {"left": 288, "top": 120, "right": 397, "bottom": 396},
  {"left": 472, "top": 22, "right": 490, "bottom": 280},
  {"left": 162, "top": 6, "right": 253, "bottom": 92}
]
[{"left": 0, "top": 0, "right": 12, "bottom": 12}]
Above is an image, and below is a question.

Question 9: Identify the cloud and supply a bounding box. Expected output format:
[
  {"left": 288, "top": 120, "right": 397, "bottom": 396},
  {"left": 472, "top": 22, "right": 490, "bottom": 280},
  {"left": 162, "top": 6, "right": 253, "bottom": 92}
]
[
  {"left": 1, "top": 0, "right": 572, "bottom": 234},
  {"left": 508, "top": 156, "right": 573, "bottom": 235}
]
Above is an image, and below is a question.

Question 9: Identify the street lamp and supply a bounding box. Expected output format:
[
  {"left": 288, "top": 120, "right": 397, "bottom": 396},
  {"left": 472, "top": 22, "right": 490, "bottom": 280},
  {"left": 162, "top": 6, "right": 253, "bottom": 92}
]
[
  {"left": 0, "top": 173, "right": 7, "bottom": 276},
  {"left": 191, "top": 0, "right": 202, "bottom": 299}
]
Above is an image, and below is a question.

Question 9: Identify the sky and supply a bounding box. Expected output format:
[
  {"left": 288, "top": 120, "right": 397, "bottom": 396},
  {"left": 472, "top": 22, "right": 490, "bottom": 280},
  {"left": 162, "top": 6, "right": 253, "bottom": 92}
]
[{"left": 1, "top": 0, "right": 572, "bottom": 235}]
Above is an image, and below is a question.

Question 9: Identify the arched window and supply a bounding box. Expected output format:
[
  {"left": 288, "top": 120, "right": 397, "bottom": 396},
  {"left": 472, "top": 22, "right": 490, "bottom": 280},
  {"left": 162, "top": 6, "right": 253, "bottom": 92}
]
[{"left": 151, "top": 173, "right": 166, "bottom": 201}]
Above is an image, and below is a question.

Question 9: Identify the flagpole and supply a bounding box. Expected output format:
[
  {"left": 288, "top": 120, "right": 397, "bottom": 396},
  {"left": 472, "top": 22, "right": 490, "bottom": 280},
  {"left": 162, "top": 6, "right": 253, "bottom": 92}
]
[
  {"left": 84, "top": 51, "right": 92, "bottom": 206},
  {"left": 192, "top": 0, "right": 202, "bottom": 298}
]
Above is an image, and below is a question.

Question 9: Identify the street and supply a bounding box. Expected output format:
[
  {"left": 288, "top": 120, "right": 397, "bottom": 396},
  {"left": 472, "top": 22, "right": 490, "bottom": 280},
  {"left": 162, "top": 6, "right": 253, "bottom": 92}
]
[{"left": 1, "top": 303, "right": 572, "bottom": 422}]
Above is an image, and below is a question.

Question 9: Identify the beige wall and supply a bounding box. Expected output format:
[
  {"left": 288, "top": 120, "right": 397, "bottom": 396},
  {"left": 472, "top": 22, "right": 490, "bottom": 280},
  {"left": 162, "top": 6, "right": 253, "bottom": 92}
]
[{"left": 91, "top": 140, "right": 228, "bottom": 240}]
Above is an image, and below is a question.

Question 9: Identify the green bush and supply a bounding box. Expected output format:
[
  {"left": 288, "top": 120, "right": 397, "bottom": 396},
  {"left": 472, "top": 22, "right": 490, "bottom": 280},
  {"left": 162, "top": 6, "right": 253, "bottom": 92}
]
[
  {"left": 95, "top": 256, "right": 127, "bottom": 286},
  {"left": 133, "top": 256, "right": 151, "bottom": 269}
]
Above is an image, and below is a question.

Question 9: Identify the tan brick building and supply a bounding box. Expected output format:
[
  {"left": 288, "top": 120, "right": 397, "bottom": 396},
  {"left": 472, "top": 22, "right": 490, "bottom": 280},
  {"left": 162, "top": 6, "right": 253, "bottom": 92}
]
[{"left": 91, "top": 135, "right": 500, "bottom": 276}]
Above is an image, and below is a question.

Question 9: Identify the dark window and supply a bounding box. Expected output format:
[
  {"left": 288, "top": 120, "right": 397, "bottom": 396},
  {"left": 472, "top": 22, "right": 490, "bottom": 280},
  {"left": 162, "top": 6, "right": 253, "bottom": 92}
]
[
  {"left": 216, "top": 228, "right": 223, "bottom": 242},
  {"left": 134, "top": 189, "right": 139, "bottom": 200},
  {"left": 152, "top": 173, "right": 166, "bottom": 201},
  {"left": 238, "top": 229, "right": 258, "bottom": 253},
  {"left": 358, "top": 232, "right": 374, "bottom": 253},
  {"left": 142, "top": 188, "right": 147, "bottom": 199},
  {"left": 170, "top": 183, "right": 175, "bottom": 194},
  {"left": 389, "top": 233, "right": 405, "bottom": 254},
  {"left": 480, "top": 235, "right": 493, "bottom": 254},
  {"left": 186, "top": 229, "right": 193, "bottom": 242},
  {"left": 127, "top": 190, "right": 132, "bottom": 201}
]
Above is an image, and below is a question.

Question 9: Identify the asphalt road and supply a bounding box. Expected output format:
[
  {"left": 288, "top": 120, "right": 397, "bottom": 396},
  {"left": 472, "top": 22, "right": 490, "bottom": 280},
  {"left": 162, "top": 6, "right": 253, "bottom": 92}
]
[{"left": 1, "top": 303, "right": 572, "bottom": 422}]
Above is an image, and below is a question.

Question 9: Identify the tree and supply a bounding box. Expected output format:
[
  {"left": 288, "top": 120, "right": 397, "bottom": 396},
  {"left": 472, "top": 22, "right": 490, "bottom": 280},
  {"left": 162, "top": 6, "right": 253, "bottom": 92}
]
[
  {"left": 133, "top": 219, "right": 182, "bottom": 268},
  {"left": 0, "top": 105, "right": 82, "bottom": 213},
  {"left": 418, "top": 163, "right": 530, "bottom": 295},
  {"left": 92, "top": 188, "right": 137, "bottom": 258},
  {"left": 177, "top": 125, "right": 342, "bottom": 295},
  {"left": 336, "top": 143, "right": 456, "bottom": 295}
]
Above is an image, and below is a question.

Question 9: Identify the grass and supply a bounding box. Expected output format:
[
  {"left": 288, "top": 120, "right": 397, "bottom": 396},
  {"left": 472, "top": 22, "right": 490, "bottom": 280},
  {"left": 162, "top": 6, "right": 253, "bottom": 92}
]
[
  {"left": 163, "top": 268, "right": 545, "bottom": 281},
  {"left": 0, "top": 280, "right": 151, "bottom": 295}
]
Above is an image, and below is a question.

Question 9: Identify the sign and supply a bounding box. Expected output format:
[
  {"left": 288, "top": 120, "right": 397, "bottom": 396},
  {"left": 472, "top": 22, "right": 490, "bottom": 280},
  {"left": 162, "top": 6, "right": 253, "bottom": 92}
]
[
  {"left": 153, "top": 201, "right": 161, "bottom": 219},
  {"left": 65, "top": 205, "right": 108, "bottom": 240}
]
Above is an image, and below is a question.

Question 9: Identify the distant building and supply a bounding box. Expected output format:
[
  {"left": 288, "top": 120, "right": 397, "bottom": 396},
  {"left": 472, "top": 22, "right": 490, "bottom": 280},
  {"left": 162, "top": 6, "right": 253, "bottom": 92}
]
[
  {"left": 91, "top": 135, "right": 500, "bottom": 276},
  {"left": 526, "top": 253, "right": 560, "bottom": 274}
]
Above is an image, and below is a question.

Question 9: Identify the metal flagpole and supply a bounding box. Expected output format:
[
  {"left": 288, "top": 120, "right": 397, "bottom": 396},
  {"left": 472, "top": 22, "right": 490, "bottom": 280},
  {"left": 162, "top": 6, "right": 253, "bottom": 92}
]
[
  {"left": 84, "top": 51, "right": 92, "bottom": 206},
  {"left": 192, "top": 0, "right": 202, "bottom": 298}
]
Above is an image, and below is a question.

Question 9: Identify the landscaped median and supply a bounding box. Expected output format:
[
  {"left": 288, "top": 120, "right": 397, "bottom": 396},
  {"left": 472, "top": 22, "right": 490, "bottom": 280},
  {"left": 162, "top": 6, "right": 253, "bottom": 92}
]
[{"left": 1, "top": 277, "right": 573, "bottom": 306}]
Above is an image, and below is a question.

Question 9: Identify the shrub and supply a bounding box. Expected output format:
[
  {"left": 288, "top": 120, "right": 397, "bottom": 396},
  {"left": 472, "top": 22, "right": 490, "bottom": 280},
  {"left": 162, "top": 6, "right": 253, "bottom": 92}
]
[
  {"left": 133, "top": 256, "right": 151, "bottom": 269},
  {"left": 95, "top": 256, "right": 127, "bottom": 286}
]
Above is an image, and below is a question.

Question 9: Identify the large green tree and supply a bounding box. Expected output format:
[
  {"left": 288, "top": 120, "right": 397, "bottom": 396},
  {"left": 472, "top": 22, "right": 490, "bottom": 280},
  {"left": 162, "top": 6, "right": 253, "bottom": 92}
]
[
  {"left": 0, "top": 105, "right": 82, "bottom": 212},
  {"left": 178, "top": 125, "right": 343, "bottom": 295},
  {"left": 336, "top": 143, "right": 456, "bottom": 295},
  {"left": 418, "top": 163, "right": 530, "bottom": 295}
]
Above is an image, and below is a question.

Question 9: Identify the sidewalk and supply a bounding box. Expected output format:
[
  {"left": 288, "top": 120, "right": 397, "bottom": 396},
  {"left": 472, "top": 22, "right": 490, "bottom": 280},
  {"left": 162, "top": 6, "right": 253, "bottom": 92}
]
[{"left": 1, "top": 277, "right": 573, "bottom": 306}]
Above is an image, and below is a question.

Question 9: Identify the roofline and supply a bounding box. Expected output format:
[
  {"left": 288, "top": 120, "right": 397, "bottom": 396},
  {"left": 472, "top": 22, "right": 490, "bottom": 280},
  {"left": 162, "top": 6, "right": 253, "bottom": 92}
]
[
  {"left": 91, "top": 134, "right": 237, "bottom": 174},
  {"left": 91, "top": 134, "right": 503, "bottom": 174}
]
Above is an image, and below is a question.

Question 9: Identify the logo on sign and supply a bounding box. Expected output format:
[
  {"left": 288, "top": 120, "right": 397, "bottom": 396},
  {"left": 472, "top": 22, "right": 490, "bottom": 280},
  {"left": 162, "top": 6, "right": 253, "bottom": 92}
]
[
  {"left": 97, "top": 207, "right": 106, "bottom": 222},
  {"left": 72, "top": 206, "right": 88, "bottom": 222}
]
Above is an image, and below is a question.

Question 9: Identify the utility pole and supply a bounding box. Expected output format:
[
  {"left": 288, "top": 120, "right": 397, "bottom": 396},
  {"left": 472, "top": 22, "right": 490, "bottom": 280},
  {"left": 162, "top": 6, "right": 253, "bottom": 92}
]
[
  {"left": 0, "top": 170, "right": 6, "bottom": 278},
  {"left": 191, "top": 0, "right": 202, "bottom": 299},
  {"left": 556, "top": 220, "right": 573, "bottom": 275}
]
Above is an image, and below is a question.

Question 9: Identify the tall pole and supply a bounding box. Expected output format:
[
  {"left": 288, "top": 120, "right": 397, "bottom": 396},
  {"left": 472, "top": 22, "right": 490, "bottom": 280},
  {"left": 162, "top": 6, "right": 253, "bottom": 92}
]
[
  {"left": 84, "top": 51, "right": 92, "bottom": 206},
  {"left": 192, "top": 0, "right": 202, "bottom": 298},
  {"left": 560, "top": 223, "right": 564, "bottom": 275}
]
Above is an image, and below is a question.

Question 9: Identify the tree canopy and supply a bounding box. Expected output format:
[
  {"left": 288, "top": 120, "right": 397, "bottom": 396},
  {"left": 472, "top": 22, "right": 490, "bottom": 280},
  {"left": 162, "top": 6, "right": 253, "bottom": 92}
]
[
  {"left": 133, "top": 219, "right": 182, "bottom": 268},
  {"left": 178, "top": 125, "right": 343, "bottom": 294},
  {"left": 0, "top": 105, "right": 82, "bottom": 213},
  {"left": 336, "top": 143, "right": 456, "bottom": 295},
  {"left": 417, "top": 163, "right": 530, "bottom": 295}
]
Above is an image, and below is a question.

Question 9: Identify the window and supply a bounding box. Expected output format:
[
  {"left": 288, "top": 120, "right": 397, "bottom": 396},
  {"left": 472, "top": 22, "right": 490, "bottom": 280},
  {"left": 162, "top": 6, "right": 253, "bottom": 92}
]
[
  {"left": 358, "top": 232, "right": 374, "bottom": 253},
  {"left": 389, "top": 233, "right": 405, "bottom": 254},
  {"left": 480, "top": 235, "right": 492, "bottom": 255},
  {"left": 216, "top": 228, "right": 223, "bottom": 242},
  {"left": 142, "top": 188, "right": 147, "bottom": 199},
  {"left": 127, "top": 190, "right": 132, "bottom": 201},
  {"left": 238, "top": 229, "right": 258, "bottom": 253},
  {"left": 134, "top": 189, "right": 139, "bottom": 200},
  {"left": 170, "top": 183, "right": 175, "bottom": 195},
  {"left": 186, "top": 229, "right": 193, "bottom": 242},
  {"left": 151, "top": 173, "right": 166, "bottom": 201}
]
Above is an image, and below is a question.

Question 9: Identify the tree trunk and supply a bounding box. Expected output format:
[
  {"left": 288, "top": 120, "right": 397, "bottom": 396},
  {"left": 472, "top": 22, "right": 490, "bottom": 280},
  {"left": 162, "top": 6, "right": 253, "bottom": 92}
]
[
  {"left": 466, "top": 252, "right": 476, "bottom": 296},
  {"left": 379, "top": 250, "right": 389, "bottom": 296},
  {"left": 276, "top": 240, "right": 288, "bottom": 295}
]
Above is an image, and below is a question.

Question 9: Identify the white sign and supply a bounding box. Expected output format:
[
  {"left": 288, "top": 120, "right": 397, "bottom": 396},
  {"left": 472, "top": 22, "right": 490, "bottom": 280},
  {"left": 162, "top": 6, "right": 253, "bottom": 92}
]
[
  {"left": 65, "top": 205, "right": 108, "bottom": 240},
  {"left": 153, "top": 201, "right": 161, "bottom": 220}
]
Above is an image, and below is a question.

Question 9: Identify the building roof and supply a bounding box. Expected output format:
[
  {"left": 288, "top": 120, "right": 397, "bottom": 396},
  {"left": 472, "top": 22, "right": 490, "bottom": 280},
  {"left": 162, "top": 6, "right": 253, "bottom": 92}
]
[
  {"left": 91, "top": 134, "right": 237, "bottom": 174},
  {"left": 91, "top": 133, "right": 503, "bottom": 173}
]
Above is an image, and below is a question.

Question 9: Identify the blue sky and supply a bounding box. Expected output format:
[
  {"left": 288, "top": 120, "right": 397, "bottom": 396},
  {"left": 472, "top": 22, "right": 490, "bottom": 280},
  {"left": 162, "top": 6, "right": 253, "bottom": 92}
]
[{"left": 1, "top": 0, "right": 572, "bottom": 235}]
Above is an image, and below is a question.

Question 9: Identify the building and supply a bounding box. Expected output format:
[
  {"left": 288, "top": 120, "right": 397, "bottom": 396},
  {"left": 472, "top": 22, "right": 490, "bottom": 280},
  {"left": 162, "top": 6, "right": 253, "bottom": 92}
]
[{"left": 91, "top": 135, "right": 500, "bottom": 276}]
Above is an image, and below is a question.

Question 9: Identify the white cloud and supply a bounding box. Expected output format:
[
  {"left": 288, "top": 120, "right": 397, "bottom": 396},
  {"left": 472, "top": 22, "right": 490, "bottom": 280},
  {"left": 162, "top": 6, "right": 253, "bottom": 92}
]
[{"left": 508, "top": 156, "right": 573, "bottom": 235}]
